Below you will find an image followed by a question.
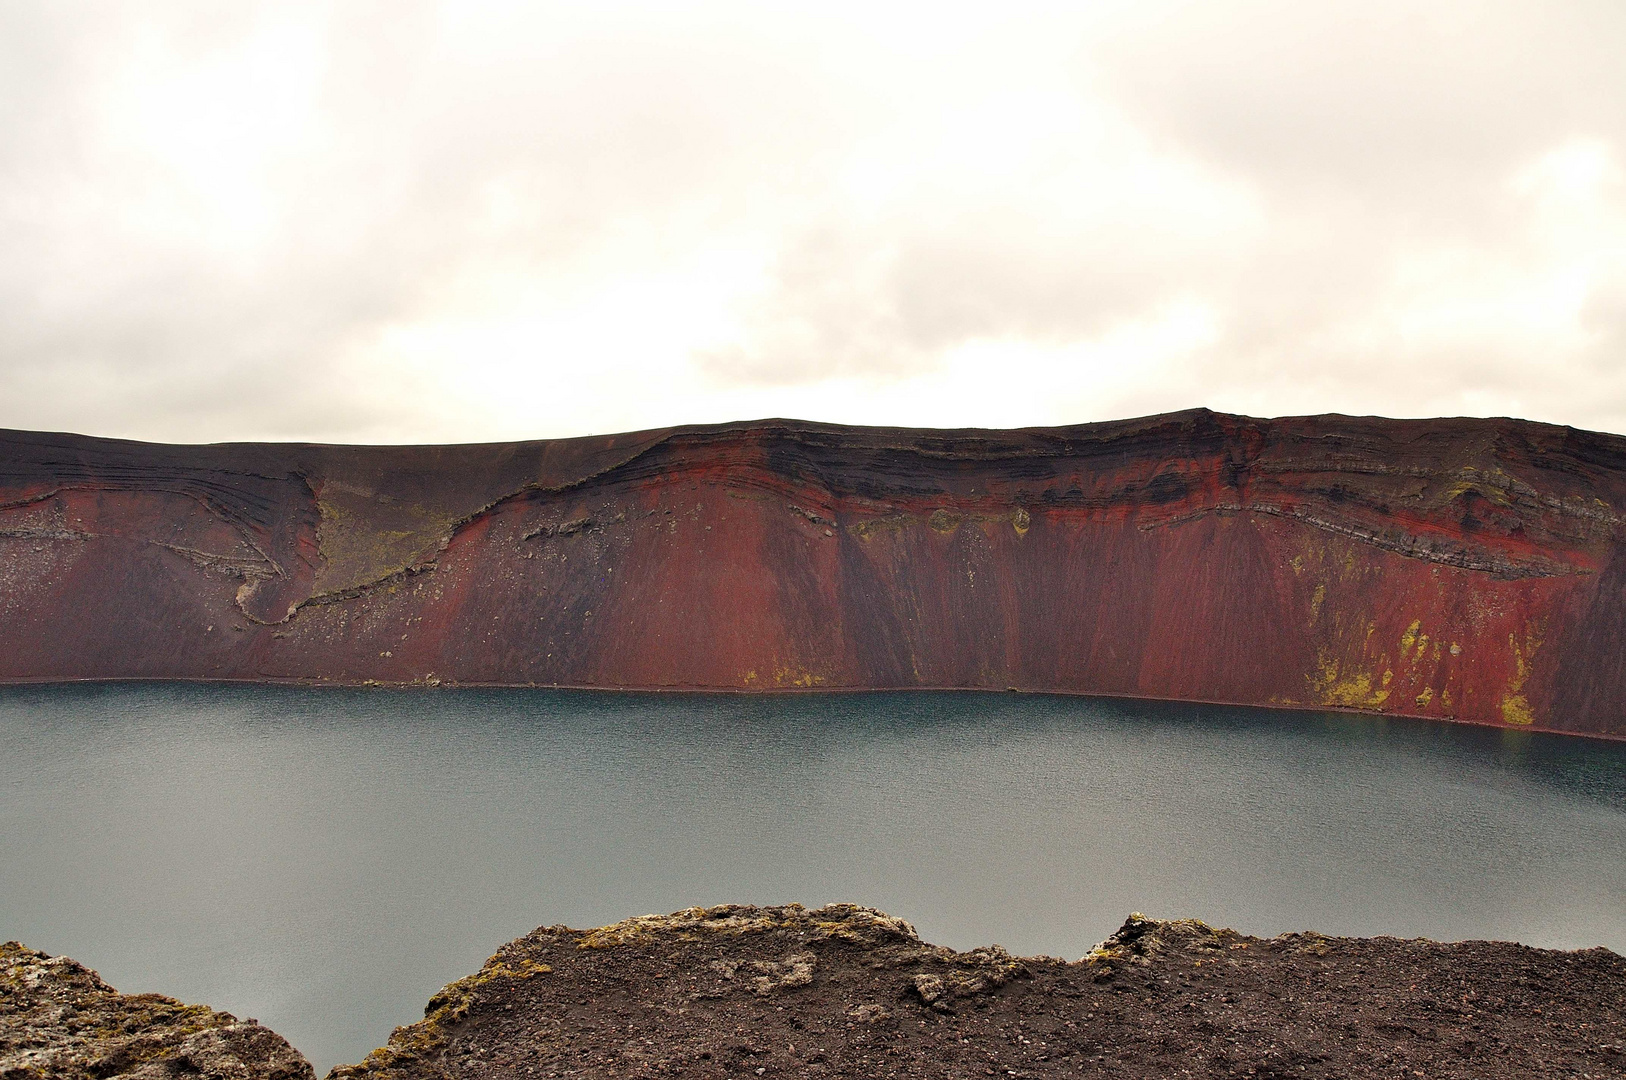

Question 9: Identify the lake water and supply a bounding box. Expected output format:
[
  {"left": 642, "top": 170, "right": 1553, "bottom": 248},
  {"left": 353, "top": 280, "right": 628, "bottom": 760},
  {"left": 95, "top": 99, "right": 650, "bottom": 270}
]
[{"left": 3, "top": 685, "right": 1625, "bottom": 1071}]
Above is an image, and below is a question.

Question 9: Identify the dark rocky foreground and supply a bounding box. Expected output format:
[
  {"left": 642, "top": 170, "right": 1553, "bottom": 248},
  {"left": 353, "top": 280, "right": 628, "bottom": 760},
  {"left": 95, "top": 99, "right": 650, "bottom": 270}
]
[
  {"left": 0, "top": 941, "right": 311, "bottom": 1079},
  {"left": 8, "top": 411, "right": 1626, "bottom": 737},
  {"left": 325, "top": 904, "right": 1626, "bottom": 1080},
  {"left": 9, "top": 906, "right": 1625, "bottom": 1079}
]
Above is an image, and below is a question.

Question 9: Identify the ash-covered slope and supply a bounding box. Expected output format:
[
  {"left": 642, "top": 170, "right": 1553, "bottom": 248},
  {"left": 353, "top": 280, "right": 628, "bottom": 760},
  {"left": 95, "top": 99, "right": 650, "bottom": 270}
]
[
  {"left": 3, "top": 409, "right": 1625, "bottom": 736},
  {"left": 330, "top": 903, "right": 1626, "bottom": 1080}
]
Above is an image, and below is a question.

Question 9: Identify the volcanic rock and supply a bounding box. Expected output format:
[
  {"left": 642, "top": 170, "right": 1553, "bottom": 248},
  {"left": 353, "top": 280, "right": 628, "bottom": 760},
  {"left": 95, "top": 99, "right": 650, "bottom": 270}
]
[
  {"left": 0, "top": 940, "right": 313, "bottom": 1080},
  {"left": 328, "top": 903, "right": 1626, "bottom": 1079}
]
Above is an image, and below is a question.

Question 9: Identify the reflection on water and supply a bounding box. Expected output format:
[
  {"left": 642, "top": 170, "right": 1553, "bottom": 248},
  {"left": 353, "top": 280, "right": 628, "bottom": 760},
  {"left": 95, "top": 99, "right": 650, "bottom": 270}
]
[{"left": 3, "top": 685, "right": 1624, "bottom": 1071}]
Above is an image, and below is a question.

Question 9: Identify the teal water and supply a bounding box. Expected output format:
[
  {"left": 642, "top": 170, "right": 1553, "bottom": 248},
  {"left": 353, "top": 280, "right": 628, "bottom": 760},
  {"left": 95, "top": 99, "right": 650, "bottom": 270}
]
[{"left": 3, "top": 685, "right": 1624, "bottom": 1071}]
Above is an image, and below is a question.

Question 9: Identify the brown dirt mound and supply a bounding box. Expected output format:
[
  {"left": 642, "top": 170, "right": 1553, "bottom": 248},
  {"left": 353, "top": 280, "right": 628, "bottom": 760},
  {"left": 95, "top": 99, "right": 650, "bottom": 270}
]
[{"left": 329, "top": 903, "right": 1626, "bottom": 1079}]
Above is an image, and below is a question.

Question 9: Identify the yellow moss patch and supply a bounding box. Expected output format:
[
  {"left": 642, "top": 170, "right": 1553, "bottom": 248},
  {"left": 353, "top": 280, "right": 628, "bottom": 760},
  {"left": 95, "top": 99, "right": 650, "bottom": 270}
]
[
  {"left": 578, "top": 922, "right": 653, "bottom": 950},
  {"left": 1501, "top": 694, "right": 1536, "bottom": 726},
  {"left": 1437, "top": 466, "right": 1516, "bottom": 510},
  {"left": 848, "top": 514, "right": 914, "bottom": 541},
  {"left": 1310, "top": 652, "right": 1392, "bottom": 709},
  {"left": 580, "top": 906, "right": 806, "bottom": 951},
  {"left": 772, "top": 663, "right": 825, "bottom": 688},
  {"left": 1498, "top": 621, "right": 1546, "bottom": 727}
]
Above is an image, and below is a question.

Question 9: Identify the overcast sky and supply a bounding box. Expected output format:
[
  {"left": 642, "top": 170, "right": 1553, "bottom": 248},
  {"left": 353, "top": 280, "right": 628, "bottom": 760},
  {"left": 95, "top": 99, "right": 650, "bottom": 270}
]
[{"left": 3, "top": 1, "right": 1624, "bottom": 443}]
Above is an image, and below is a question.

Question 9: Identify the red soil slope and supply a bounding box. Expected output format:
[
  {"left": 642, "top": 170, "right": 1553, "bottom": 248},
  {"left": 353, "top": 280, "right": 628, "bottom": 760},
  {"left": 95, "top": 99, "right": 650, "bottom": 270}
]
[{"left": 2, "top": 410, "right": 1623, "bottom": 738}]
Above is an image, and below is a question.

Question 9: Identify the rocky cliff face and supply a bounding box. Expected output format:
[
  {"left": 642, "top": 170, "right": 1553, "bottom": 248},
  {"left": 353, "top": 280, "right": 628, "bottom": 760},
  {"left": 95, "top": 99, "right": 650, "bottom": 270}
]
[{"left": 3, "top": 409, "right": 1624, "bottom": 737}]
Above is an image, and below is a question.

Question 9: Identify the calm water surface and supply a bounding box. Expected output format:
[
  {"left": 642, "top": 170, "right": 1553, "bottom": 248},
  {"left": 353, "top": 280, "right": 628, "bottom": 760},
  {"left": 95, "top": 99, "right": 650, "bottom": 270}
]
[{"left": 3, "top": 685, "right": 1625, "bottom": 1071}]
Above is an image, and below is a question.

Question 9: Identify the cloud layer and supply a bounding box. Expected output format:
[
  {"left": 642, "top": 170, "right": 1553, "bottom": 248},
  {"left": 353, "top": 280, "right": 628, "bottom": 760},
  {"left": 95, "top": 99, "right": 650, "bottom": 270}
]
[{"left": 2, "top": 1, "right": 1624, "bottom": 442}]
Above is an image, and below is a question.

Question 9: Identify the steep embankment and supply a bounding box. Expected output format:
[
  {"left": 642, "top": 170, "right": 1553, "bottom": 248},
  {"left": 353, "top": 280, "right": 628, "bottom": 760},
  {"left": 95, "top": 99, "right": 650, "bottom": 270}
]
[{"left": 3, "top": 409, "right": 1625, "bottom": 736}]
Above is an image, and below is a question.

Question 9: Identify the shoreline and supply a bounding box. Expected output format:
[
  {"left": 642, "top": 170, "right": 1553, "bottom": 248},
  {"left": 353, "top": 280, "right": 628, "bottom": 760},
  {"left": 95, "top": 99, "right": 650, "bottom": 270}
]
[{"left": 5, "top": 676, "right": 1624, "bottom": 745}]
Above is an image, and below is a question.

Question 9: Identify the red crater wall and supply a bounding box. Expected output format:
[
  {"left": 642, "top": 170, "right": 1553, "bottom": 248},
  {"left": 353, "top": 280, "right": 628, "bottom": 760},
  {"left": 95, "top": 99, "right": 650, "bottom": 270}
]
[{"left": 3, "top": 409, "right": 1625, "bottom": 738}]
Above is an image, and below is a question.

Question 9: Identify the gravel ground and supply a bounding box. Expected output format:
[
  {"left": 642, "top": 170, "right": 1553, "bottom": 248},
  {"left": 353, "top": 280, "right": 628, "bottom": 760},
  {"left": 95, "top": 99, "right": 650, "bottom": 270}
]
[{"left": 326, "top": 904, "right": 1626, "bottom": 1080}]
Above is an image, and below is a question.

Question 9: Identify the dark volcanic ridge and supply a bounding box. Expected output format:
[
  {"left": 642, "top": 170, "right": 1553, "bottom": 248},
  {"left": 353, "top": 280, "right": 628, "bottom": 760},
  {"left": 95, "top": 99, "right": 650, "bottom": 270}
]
[
  {"left": 6, "top": 409, "right": 1626, "bottom": 737},
  {"left": 8, "top": 905, "right": 1624, "bottom": 1080}
]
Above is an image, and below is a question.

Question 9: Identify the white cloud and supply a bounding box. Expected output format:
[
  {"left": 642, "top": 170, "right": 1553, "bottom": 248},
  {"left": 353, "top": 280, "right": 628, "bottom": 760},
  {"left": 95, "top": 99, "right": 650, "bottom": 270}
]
[{"left": 0, "top": 0, "right": 1624, "bottom": 442}]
